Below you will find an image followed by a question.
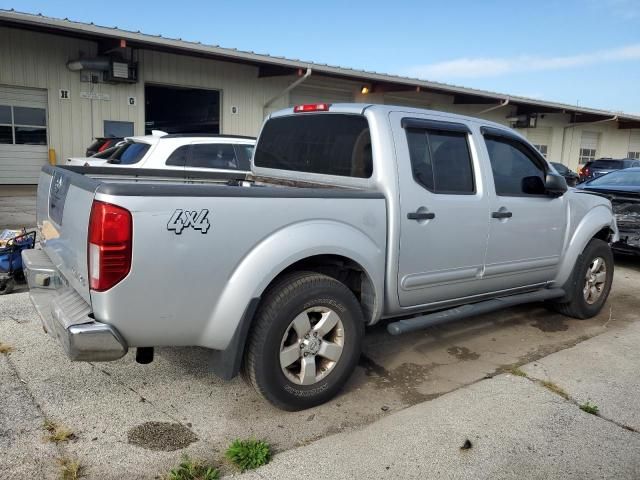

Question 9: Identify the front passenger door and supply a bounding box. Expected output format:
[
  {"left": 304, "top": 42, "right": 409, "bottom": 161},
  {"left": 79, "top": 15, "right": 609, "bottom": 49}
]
[{"left": 482, "top": 127, "right": 567, "bottom": 291}]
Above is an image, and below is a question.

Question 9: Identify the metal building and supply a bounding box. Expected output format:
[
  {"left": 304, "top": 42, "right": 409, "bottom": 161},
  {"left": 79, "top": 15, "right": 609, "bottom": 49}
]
[{"left": 1, "top": 9, "right": 640, "bottom": 184}]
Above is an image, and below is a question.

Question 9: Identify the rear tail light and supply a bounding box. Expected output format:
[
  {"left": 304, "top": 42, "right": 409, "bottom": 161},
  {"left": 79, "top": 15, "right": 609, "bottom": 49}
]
[
  {"left": 88, "top": 201, "right": 132, "bottom": 291},
  {"left": 293, "top": 103, "right": 330, "bottom": 113}
]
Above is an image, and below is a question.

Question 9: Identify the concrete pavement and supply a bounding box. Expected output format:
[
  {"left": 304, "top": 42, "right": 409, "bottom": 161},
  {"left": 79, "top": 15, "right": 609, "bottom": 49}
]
[{"left": 241, "top": 322, "right": 640, "bottom": 480}]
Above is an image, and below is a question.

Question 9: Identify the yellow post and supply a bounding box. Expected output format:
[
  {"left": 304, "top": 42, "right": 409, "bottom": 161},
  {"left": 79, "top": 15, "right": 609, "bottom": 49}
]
[{"left": 48, "top": 148, "right": 56, "bottom": 166}]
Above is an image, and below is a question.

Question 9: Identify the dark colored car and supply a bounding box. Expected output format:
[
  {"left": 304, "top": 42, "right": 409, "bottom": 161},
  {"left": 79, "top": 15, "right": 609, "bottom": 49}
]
[
  {"left": 550, "top": 162, "right": 579, "bottom": 187},
  {"left": 578, "top": 158, "right": 640, "bottom": 182},
  {"left": 85, "top": 137, "right": 124, "bottom": 157},
  {"left": 577, "top": 167, "right": 640, "bottom": 254}
]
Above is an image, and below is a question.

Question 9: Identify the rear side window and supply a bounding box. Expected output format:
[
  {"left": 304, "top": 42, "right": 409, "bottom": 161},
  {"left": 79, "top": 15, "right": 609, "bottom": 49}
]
[
  {"left": 187, "top": 144, "right": 239, "bottom": 169},
  {"left": 254, "top": 114, "right": 372, "bottom": 178},
  {"left": 593, "top": 159, "right": 624, "bottom": 169},
  {"left": 485, "top": 137, "right": 546, "bottom": 196},
  {"left": 109, "top": 142, "right": 150, "bottom": 165},
  {"left": 405, "top": 128, "right": 474, "bottom": 194},
  {"left": 166, "top": 145, "right": 189, "bottom": 167}
]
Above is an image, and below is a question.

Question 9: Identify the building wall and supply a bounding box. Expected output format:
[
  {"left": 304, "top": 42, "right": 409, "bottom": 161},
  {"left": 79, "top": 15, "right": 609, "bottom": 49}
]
[{"left": 1, "top": 24, "right": 639, "bottom": 172}]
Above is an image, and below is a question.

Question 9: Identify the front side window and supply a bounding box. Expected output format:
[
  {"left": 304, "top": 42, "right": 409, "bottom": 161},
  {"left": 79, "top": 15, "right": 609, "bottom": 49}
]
[
  {"left": 485, "top": 137, "right": 546, "bottom": 196},
  {"left": 405, "top": 128, "right": 475, "bottom": 194},
  {"left": 188, "top": 144, "right": 239, "bottom": 169},
  {"left": 254, "top": 114, "right": 372, "bottom": 178}
]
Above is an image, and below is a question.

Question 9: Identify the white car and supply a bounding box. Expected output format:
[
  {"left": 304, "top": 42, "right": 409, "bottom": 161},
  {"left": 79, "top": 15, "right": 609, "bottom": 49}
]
[{"left": 67, "top": 132, "right": 255, "bottom": 174}]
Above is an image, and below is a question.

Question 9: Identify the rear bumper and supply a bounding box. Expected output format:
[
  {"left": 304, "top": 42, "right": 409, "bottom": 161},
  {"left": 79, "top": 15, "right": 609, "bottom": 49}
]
[{"left": 22, "top": 249, "right": 128, "bottom": 361}]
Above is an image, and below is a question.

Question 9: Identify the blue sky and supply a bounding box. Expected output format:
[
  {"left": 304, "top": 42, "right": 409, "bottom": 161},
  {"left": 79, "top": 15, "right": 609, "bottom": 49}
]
[{"left": 4, "top": 0, "right": 640, "bottom": 113}]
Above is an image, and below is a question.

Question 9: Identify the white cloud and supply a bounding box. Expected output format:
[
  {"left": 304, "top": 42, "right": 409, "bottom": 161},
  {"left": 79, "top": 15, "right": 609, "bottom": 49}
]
[{"left": 404, "top": 44, "right": 640, "bottom": 80}]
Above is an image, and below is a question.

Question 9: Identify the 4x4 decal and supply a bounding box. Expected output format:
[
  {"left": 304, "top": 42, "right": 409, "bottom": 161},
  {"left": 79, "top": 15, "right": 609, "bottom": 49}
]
[{"left": 167, "top": 209, "right": 211, "bottom": 234}]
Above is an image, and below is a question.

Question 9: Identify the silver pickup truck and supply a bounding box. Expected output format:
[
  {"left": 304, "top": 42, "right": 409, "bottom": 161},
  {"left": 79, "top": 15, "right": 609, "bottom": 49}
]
[{"left": 24, "top": 103, "right": 618, "bottom": 410}]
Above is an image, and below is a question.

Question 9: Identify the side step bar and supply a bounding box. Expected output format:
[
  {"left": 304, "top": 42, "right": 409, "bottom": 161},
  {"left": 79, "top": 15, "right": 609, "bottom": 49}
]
[{"left": 387, "top": 288, "right": 565, "bottom": 336}]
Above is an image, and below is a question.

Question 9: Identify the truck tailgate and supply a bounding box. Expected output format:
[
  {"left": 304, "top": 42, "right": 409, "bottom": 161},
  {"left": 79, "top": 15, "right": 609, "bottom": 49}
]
[{"left": 38, "top": 166, "right": 96, "bottom": 303}]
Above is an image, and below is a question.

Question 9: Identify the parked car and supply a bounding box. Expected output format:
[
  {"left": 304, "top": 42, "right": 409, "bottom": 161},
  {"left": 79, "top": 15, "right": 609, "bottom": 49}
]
[
  {"left": 85, "top": 137, "right": 123, "bottom": 157},
  {"left": 577, "top": 168, "right": 640, "bottom": 254},
  {"left": 67, "top": 143, "right": 124, "bottom": 167},
  {"left": 24, "top": 103, "right": 618, "bottom": 411},
  {"left": 550, "top": 162, "right": 579, "bottom": 187},
  {"left": 67, "top": 132, "right": 255, "bottom": 173},
  {"left": 578, "top": 158, "right": 640, "bottom": 182}
]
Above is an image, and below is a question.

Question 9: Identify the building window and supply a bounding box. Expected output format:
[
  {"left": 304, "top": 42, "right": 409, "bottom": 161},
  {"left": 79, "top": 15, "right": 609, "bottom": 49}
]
[
  {"left": 579, "top": 131, "right": 599, "bottom": 164},
  {"left": 533, "top": 144, "right": 548, "bottom": 157},
  {"left": 579, "top": 148, "right": 597, "bottom": 164},
  {"left": 0, "top": 104, "right": 47, "bottom": 145},
  {"left": 628, "top": 151, "right": 640, "bottom": 159}
]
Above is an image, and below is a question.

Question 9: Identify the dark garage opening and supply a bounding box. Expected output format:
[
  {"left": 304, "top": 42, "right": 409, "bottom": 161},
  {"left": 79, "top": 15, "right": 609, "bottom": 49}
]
[{"left": 145, "top": 85, "right": 220, "bottom": 134}]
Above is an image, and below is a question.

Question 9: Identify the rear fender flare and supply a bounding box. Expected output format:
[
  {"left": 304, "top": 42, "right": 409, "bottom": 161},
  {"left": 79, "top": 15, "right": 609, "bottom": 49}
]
[{"left": 200, "top": 220, "right": 385, "bottom": 350}]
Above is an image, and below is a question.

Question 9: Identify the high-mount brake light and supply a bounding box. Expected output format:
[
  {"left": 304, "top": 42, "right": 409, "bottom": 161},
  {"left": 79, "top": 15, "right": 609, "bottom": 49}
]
[
  {"left": 88, "top": 200, "right": 132, "bottom": 292},
  {"left": 293, "top": 103, "right": 330, "bottom": 113}
]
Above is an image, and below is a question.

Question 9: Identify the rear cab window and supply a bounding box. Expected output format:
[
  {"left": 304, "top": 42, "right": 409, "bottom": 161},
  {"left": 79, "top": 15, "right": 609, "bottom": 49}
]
[{"left": 254, "top": 114, "right": 372, "bottom": 178}]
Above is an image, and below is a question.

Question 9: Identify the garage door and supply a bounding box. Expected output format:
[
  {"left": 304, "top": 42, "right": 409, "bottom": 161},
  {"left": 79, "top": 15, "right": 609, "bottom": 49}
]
[
  {"left": 629, "top": 131, "right": 640, "bottom": 159},
  {"left": 0, "top": 86, "right": 48, "bottom": 184},
  {"left": 289, "top": 84, "right": 353, "bottom": 106}
]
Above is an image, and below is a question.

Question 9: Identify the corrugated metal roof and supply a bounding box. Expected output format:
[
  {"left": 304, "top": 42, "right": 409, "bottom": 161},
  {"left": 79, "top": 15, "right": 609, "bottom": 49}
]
[{"left": 1, "top": 8, "right": 639, "bottom": 123}]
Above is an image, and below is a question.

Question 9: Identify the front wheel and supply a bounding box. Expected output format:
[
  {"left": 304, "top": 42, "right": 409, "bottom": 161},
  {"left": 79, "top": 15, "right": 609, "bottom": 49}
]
[
  {"left": 243, "top": 271, "right": 364, "bottom": 411},
  {"left": 551, "top": 238, "right": 614, "bottom": 319},
  {"left": 0, "top": 278, "right": 15, "bottom": 295}
]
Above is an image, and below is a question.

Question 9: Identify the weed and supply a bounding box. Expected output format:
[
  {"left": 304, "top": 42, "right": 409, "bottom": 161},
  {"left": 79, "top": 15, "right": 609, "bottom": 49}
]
[
  {"left": 0, "top": 342, "right": 15, "bottom": 354},
  {"left": 540, "top": 380, "right": 569, "bottom": 399},
  {"left": 580, "top": 401, "right": 599, "bottom": 415},
  {"left": 58, "top": 457, "right": 83, "bottom": 480},
  {"left": 225, "top": 439, "right": 271, "bottom": 472},
  {"left": 167, "top": 454, "right": 219, "bottom": 480},
  {"left": 44, "top": 420, "right": 75, "bottom": 443},
  {"left": 509, "top": 367, "right": 527, "bottom": 377}
]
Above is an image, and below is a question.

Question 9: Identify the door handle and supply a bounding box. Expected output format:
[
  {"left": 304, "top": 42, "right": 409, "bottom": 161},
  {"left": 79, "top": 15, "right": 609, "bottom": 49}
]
[
  {"left": 491, "top": 211, "right": 513, "bottom": 219},
  {"left": 407, "top": 211, "right": 436, "bottom": 220}
]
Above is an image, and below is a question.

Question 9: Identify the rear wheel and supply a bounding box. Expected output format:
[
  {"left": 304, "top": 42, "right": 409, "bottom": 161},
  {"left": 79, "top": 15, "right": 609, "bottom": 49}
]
[
  {"left": 551, "top": 238, "right": 614, "bottom": 319},
  {"left": 243, "top": 271, "right": 364, "bottom": 411}
]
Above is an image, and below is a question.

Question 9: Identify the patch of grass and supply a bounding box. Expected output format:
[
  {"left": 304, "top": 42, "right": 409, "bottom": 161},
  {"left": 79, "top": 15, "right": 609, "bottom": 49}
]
[
  {"left": 540, "top": 380, "right": 569, "bottom": 399},
  {"left": 166, "top": 454, "right": 219, "bottom": 480},
  {"left": 580, "top": 401, "right": 599, "bottom": 415},
  {"left": 58, "top": 457, "right": 83, "bottom": 480},
  {"left": 509, "top": 367, "right": 527, "bottom": 377},
  {"left": 44, "top": 419, "right": 75, "bottom": 443},
  {"left": 225, "top": 439, "right": 271, "bottom": 472},
  {"left": 0, "top": 342, "right": 15, "bottom": 354}
]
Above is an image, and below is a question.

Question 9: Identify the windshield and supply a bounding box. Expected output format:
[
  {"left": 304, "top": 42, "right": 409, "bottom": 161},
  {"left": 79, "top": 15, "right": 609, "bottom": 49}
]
[
  {"left": 551, "top": 162, "right": 568, "bottom": 174},
  {"left": 588, "top": 170, "right": 640, "bottom": 187},
  {"left": 592, "top": 159, "right": 625, "bottom": 169},
  {"left": 108, "top": 142, "right": 151, "bottom": 165},
  {"left": 254, "top": 114, "right": 372, "bottom": 178}
]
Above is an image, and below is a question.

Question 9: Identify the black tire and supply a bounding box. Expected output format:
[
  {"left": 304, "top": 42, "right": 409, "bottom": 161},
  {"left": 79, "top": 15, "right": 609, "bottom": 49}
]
[
  {"left": 0, "top": 278, "right": 15, "bottom": 295},
  {"left": 243, "top": 271, "right": 364, "bottom": 411},
  {"left": 550, "top": 238, "right": 614, "bottom": 319}
]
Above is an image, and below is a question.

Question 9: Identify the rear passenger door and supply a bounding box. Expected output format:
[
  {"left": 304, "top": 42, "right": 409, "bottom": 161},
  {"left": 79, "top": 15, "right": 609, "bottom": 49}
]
[
  {"left": 392, "top": 113, "right": 492, "bottom": 307},
  {"left": 481, "top": 127, "right": 567, "bottom": 291}
]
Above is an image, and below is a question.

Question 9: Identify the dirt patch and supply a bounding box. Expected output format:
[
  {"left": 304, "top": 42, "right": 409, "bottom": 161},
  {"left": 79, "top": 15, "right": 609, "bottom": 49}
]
[
  {"left": 446, "top": 346, "right": 480, "bottom": 361},
  {"left": 530, "top": 318, "right": 569, "bottom": 332},
  {"left": 127, "top": 421, "right": 198, "bottom": 451}
]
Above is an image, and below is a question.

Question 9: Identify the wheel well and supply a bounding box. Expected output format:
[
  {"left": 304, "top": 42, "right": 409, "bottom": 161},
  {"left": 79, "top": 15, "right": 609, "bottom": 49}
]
[
  {"left": 594, "top": 227, "right": 614, "bottom": 243},
  {"left": 268, "top": 254, "right": 377, "bottom": 324}
]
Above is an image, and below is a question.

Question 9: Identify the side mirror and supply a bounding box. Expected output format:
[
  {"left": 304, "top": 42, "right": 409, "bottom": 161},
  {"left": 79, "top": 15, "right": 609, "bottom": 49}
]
[{"left": 545, "top": 173, "right": 568, "bottom": 197}]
